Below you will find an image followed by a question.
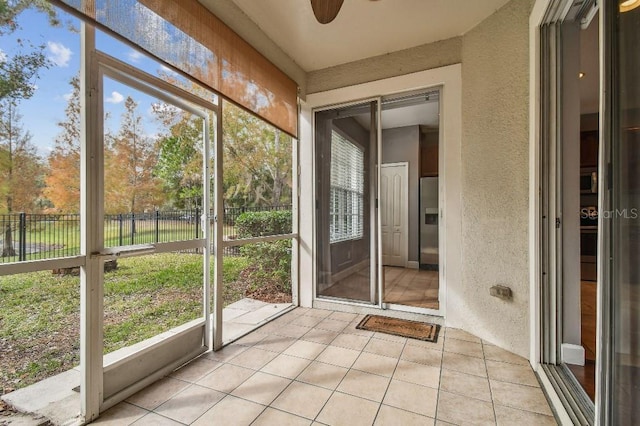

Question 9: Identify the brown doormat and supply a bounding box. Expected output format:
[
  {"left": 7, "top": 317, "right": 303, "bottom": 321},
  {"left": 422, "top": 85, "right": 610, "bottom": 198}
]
[{"left": 356, "top": 315, "right": 440, "bottom": 342}]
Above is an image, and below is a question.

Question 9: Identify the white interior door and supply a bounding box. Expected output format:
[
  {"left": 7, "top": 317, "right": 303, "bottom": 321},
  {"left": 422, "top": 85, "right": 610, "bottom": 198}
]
[{"left": 381, "top": 163, "right": 408, "bottom": 267}]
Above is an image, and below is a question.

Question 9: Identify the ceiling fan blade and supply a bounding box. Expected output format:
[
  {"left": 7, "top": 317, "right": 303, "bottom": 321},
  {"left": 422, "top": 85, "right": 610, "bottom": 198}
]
[{"left": 310, "top": 0, "right": 344, "bottom": 24}]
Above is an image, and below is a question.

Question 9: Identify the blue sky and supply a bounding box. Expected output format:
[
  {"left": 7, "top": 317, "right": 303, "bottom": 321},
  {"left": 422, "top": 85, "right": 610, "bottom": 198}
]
[{"left": 0, "top": 6, "right": 184, "bottom": 157}]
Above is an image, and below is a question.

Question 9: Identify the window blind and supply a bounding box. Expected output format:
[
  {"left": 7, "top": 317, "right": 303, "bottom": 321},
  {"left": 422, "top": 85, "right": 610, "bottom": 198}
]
[
  {"left": 330, "top": 131, "right": 364, "bottom": 243},
  {"left": 52, "top": 0, "right": 298, "bottom": 138}
]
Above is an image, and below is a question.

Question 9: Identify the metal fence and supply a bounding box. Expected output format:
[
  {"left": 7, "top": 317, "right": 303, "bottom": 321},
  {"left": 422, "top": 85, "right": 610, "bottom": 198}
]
[{"left": 0, "top": 206, "right": 290, "bottom": 264}]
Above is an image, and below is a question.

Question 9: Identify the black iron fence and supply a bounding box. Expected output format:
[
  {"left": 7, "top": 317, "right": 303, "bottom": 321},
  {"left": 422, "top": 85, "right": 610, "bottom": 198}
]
[{"left": 0, "top": 206, "right": 290, "bottom": 264}]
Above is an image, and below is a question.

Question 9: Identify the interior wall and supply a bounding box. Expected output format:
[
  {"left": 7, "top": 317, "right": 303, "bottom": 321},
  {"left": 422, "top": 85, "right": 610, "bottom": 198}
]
[
  {"left": 382, "top": 126, "right": 420, "bottom": 263},
  {"left": 457, "top": 0, "right": 534, "bottom": 357}
]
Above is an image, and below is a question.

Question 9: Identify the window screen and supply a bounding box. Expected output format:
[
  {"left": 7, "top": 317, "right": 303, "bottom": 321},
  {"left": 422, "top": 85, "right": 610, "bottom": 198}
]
[{"left": 330, "top": 131, "right": 364, "bottom": 243}]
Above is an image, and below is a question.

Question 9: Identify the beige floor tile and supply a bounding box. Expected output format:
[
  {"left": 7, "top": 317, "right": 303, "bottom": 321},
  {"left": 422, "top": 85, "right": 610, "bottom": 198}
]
[
  {"left": 125, "top": 377, "right": 189, "bottom": 410},
  {"left": 254, "top": 334, "right": 297, "bottom": 353},
  {"left": 196, "top": 363, "right": 255, "bottom": 393},
  {"left": 291, "top": 314, "right": 325, "bottom": 328},
  {"left": 204, "top": 344, "right": 247, "bottom": 362},
  {"left": 485, "top": 359, "right": 539, "bottom": 387},
  {"left": 490, "top": 380, "right": 554, "bottom": 416},
  {"left": 271, "top": 381, "right": 333, "bottom": 419},
  {"left": 301, "top": 328, "right": 339, "bottom": 345},
  {"left": 343, "top": 323, "right": 376, "bottom": 338},
  {"left": 317, "top": 392, "right": 380, "bottom": 426},
  {"left": 252, "top": 408, "right": 312, "bottom": 426},
  {"left": 231, "top": 371, "right": 291, "bottom": 405},
  {"left": 483, "top": 344, "right": 529, "bottom": 365},
  {"left": 445, "top": 328, "right": 482, "bottom": 343},
  {"left": 297, "top": 361, "right": 349, "bottom": 390},
  {"left": 436, "top": 390, "right": 495, "bottom": 425},
  {"left": 494, "top": 404, "right": 558, "bottom": 426},
  {"left": 405, "top": 336, "right": 444, "bottom": 351},
  {"left": 382, "top": 379, "right": 438, "bottom": 418},
  {"left": 228, "top": 346, "right": 280, "bottom": 370},
  {"left": 352, "top": 351, "right": 399, "bottom": 377},
  {"left": 364, "top": 338, "right": 405, "bottom": 359},
  {"left": 271, "top": 324, "right": 312, "bottom": 339},
  {"left": 283, "top": 340, "right": 327, "bottom": 360},
  {"left": 392, "top": 359, "right": 440, "bottom": 388},
  {"left": 442, "top": 351, "right": 487, "bottom": 377},
  {"left": 444, "top": 338, "right": 484, "bottom": 359},
  {"left": 401, "top": 344, "right": 442, "bottom": 367},
  {"left": 328, "top": 311, "right": 359, "bottom": 322},
  {"left": 130, "top": 412, "right": 182, "bottom": 425},
  {"left": 316, "top": 318, "right": 350, "bottom": 332},
  {"left": 169, "top": 357, "right": 221, "bottom": 383},
  {"left": 261, "top": 354, "right": 312, "bottom": 379},
  {"left": 373, "top": 332, "right": 407, "bottom": 344},
  {"left": 439, "top": 368, "right": 492, "bottom": 402},
  {"left": 302, "top": 309, "right": 334, "bottom": 318},
  {"left": 154, "top": 384, "right": 225, "bottom": 424},
  {"left": 235, "top": 332, "right": 267, "bottom": 347},
  {"left": 316, "top": 345, "right": 361, "bottom": 368},
  {"left": 336, "top": 369, "right": 391, "bottom": 402},
  {"left": 92, "top": 402, "right": 147, "bottom": 425},
  {"left": 192, "top": 395, "right": 264, "bottom": 426},
  {"left": 330, "top": 333, "right": 370, "bottom": 351},
  {"left": 374, "top": 404, "right": 435, "bottom": 426}
]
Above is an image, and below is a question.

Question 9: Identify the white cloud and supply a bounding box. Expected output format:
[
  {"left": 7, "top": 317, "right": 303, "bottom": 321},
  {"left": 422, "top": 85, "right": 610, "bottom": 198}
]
[
  {"left": 105, "top": 91, "right": 124, "bottom": 104},
  {"left": 0, "top": 49, "right": 6, "bottom": 63},
  {"left": 62, "top": 91, "right": 73, "bottom": 102},
  {"left": 127, "top": 49, "right": 143, "bottom": 63},
  {"left": 47, "top": 41, "right": 72, "bottom": 67}
]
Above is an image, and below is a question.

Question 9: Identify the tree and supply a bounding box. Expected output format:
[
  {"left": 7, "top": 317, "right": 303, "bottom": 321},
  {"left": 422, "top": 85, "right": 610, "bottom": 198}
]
[
  {"left": 105, "top": 96, "right": 163, "bottom": 214},
  {"left": 222, "top": 102, "right": 292, "bottom": 207},
  {"left": 152, "top": 102, "right": 204, "bottom": 209},
  {"left": 0, "top": 100, "right": 43, "bottom": 213},
  {"left": 43, "top": 75, "right": 80, "bottom": 213}
]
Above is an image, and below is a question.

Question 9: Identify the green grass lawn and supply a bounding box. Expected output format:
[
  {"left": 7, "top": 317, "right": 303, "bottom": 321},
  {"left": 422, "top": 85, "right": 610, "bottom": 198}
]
[{"left": 0, "top": 252, "right": 250, "bottom": 394}]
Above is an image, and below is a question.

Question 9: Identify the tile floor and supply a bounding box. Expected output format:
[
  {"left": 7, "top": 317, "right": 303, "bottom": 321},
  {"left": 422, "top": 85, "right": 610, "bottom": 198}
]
[{"left": 93, "top": 308, "right": 557, "bottom": 425}]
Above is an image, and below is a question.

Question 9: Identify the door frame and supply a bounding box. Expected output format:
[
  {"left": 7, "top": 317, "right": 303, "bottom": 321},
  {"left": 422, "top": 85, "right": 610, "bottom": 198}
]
[
  {"left": 304, "top": 65, "right": 462, "bottom": 320},
  {"left": 380, "top": 162, "right": 409, "bottom": 268}
]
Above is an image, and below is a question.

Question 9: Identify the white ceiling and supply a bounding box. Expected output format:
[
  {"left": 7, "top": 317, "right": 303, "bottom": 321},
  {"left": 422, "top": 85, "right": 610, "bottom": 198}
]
[
  {"left": 228, "top": 0, "right": 511, "bottom": 71},
  {"left": 580, "top": 12, "right": 599, "bottom": 114},
  {"left": 355, "top": 102, "right": 440, "bottom": 130}
]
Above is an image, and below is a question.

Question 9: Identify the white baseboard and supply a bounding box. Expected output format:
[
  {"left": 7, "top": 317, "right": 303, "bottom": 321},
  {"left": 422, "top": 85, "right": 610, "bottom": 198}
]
[
  {"left": 561, "top": 343, "right": 585, "bottom": 366},
  {"left": 406, "top": 261, "right": 419, "bottom": 269}
]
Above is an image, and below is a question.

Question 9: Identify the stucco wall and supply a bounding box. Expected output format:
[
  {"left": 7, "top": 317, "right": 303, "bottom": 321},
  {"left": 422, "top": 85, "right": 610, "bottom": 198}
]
[
  {"left": 456, "top": 0, "right": 534, "bottom": 357},
  {"left": 307, "top": 37, "right": 462, "bottom": 94}
]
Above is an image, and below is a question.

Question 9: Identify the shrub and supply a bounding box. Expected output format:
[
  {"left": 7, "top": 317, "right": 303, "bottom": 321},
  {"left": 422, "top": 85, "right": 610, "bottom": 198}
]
[{"left": 236, "top": 210, "right": 292, "bottom": 294}]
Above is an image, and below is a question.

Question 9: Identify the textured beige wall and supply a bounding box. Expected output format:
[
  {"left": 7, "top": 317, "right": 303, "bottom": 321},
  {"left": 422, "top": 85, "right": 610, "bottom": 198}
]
[
  {"left": 456, "top": 0, "right": 534, "bottom": 357},
  {"left": 307, "top": 37, "right": 462, "bottom": 94}
]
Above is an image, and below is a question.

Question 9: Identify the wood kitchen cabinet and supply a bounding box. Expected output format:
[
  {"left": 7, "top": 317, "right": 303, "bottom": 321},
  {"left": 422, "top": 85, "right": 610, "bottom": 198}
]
[
  {"left": 420, "top": 131, "right": 438, "bottom": 177},
  {"left": 580, "top": 130, "right": 599, "bottom": 168}
]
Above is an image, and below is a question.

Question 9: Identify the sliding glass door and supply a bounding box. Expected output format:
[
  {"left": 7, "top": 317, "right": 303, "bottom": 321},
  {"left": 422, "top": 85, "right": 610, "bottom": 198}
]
[
  {"left": 315, "top": 101, "right": 378, "bottom": 303},
  {"left": 600, "top": 1, "right": 640, "bottom": 423}
]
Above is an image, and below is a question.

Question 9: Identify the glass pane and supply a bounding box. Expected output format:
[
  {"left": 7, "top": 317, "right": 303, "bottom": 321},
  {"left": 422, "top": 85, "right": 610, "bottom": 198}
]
[
  {"left": 222, "top": 100, "right": 293, "bottom": 241},
  {"left": 380, "top": 90, "right": 440, "bottom": 310},
  {"left": 0, "top": 5, "right": 81, "bottom": 264},
  {"left": 0, "top": 271, "right": 80, "bottom": 404},
  {"left": 220, "top": 239, "right": 292, "bottom": 344},
  {"left": 102, "top": 77, "right": 207, "bottom": 247},
  {"left": 315, "top": 102, "right": 377, "bottom": 303},
  {"left": 611, "top": 4, "right": 640, "bottom": 423},
  {"left": 103, "top": 250, "right": 203, "bottom": 354}
]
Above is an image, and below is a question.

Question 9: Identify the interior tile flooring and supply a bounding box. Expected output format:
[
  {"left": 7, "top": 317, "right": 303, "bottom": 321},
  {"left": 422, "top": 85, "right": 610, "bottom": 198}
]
[
  {"left": 94, "top": 308, "right": 557, "bottom": 425},
  {"left": 319, "top": 267, "right": 439, "bottom": 310}
]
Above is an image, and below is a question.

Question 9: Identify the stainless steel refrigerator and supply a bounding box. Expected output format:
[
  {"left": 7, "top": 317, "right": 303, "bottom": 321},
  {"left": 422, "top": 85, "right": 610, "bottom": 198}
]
[{"left": 420, "top": 177, "right": 439, "bottom": 269}]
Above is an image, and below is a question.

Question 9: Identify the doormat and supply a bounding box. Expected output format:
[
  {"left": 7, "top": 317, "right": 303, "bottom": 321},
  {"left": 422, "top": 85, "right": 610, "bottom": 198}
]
[{"left": 356, "top": 315, "right": 440, "bottom": 342}]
